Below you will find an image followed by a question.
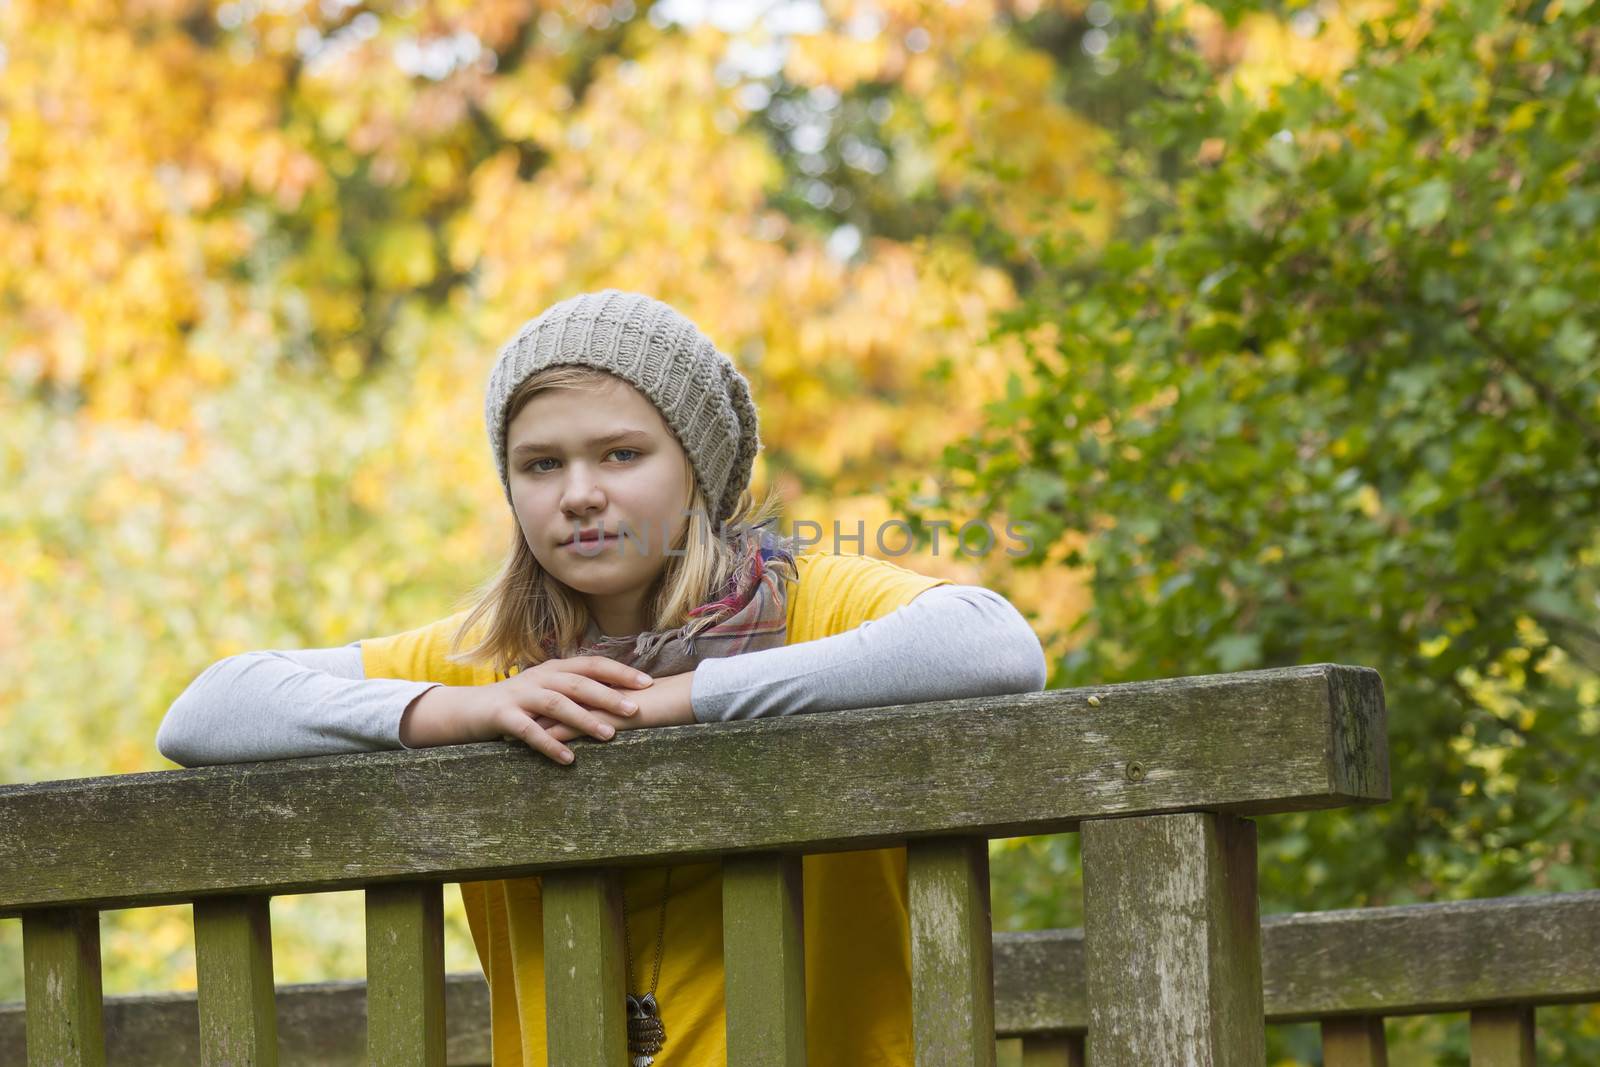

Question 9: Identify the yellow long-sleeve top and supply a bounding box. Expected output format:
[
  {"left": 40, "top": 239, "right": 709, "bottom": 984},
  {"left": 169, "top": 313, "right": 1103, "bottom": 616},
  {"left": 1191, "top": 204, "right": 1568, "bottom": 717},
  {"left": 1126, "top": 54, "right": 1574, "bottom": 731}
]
[{"left": 360, "top": 551, "right": 951, "bottom": 1066}]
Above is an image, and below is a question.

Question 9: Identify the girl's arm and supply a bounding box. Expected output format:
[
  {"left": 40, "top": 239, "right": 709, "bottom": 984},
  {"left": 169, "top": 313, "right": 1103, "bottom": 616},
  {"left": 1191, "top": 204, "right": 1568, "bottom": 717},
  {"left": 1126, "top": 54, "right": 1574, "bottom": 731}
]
[
  {"left": 159, "top": 584, "right": 1046, "bottom": 765},
  {"left": 689, "top": 583, "right": 1047, "bottom": 723},
  {"left": 156, "top": 644, "right": 440, "bottom": 767}
]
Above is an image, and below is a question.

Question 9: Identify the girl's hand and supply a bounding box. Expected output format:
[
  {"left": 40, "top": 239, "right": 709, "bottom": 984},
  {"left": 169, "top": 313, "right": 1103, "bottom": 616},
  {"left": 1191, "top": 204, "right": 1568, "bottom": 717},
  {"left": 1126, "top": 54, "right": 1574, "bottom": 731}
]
[
  {"left": 492, "top": 658, "right": 655, "bottom": 763},
  {"left": 399, "top": 657, "right": 654, "bottom": 765},
  {"left": 533, "top": 671, "right": 697, "bottom": 745}
]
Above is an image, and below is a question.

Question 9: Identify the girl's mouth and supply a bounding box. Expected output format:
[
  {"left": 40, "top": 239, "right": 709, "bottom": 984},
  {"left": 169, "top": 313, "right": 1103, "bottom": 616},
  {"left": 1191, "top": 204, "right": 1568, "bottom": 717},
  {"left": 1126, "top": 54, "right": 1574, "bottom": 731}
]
[{"left": 564, "top": 534, "right": 619, "bottom": 552}]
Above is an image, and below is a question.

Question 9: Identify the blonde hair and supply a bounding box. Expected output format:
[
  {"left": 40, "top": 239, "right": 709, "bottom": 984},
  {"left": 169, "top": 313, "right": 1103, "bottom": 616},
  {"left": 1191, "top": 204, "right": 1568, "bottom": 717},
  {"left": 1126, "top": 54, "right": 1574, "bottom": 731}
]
[{"left": 447, "top": 364, "right": 783, "bottom": 676}]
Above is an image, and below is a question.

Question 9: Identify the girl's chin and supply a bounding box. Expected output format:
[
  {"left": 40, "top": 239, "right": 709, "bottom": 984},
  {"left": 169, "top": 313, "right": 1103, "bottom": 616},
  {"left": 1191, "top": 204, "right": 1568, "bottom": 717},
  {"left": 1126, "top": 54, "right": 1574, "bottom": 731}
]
[{"left": 540, "top": 557, "right": 664, "bottom": 593}]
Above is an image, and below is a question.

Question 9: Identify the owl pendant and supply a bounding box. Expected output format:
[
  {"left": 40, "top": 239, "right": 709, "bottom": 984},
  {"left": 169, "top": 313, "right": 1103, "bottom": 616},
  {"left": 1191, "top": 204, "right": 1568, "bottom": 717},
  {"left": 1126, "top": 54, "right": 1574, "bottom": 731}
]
[{"left": 627, "top": 992, "right": 666, "bottom": 1067}]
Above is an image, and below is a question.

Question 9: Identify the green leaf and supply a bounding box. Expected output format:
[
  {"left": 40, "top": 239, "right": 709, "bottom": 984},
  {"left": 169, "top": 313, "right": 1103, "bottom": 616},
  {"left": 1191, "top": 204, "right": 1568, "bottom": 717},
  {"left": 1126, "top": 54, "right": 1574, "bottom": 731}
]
[
  {"left": 1207, "top": 633, "right": 1262, "bottom": 672},
  {"left": 1404, "top": 179, "right": 1451, "bottom": 230},
  {"left": 1551, "top": 318, "right": 1596, "bottom": 366}
]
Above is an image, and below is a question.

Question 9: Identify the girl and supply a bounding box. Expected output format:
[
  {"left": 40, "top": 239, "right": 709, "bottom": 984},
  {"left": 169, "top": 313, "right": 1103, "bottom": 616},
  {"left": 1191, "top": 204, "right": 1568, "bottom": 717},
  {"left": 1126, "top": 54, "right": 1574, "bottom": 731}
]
[{"left": 159, "top": 289, "right": 1048, "bottom": 1066}]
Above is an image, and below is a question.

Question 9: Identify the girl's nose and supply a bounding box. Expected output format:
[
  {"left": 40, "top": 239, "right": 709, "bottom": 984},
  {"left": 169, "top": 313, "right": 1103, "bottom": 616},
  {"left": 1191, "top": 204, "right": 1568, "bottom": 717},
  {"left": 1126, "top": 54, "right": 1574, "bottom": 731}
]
[{"left": 560, "top": 471, "right": 606, "bottom": 514}]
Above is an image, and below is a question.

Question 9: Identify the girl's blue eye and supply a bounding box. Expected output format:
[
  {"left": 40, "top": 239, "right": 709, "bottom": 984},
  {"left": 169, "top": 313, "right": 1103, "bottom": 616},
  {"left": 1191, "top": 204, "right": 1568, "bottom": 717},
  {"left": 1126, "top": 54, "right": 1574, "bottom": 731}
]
[{"left": 522, "top": 448, "right": 639, "bottom": 474}]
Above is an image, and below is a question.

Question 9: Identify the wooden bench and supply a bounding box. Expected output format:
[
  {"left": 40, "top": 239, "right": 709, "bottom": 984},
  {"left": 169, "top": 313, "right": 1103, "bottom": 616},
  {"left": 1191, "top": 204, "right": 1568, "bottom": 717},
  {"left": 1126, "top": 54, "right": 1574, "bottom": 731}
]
[
  {"left": 0, "top": 664, "right": 1385, "bottom": 1065},
  {"left": 5, "top": 892, "right": 1594, "bottom": 1065}
]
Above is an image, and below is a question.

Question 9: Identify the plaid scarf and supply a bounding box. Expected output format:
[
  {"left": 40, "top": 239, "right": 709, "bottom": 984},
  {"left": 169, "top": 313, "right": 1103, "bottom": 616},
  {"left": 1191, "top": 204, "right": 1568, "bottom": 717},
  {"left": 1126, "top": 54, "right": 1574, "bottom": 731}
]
[{"left": 558, "top": 525, "right": 801, "bottom": 676}]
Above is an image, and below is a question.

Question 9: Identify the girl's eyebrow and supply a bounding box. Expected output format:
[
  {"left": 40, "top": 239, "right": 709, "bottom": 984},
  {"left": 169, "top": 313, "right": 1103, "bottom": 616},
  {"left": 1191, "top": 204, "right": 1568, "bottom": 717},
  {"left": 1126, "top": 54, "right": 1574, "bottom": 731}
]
[{"left": 510, "top": 429, "right": 652, "bottom": 456}]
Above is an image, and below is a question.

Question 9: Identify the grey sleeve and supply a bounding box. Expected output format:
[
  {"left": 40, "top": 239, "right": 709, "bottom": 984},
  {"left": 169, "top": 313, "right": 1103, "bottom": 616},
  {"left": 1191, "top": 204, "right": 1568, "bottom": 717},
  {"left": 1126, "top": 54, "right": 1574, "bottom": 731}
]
[
  {"left": 689, "top": 584, "right": 1049, "bottom": 723},
  {"left": 156, "top": 642, "right": 440, "bottom": 767}
]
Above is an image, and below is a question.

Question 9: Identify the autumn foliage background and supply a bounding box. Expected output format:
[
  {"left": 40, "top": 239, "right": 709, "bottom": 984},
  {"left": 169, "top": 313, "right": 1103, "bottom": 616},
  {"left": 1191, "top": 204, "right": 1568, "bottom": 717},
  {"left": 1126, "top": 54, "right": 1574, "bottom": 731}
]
[{"left": 3, "top": 1, "right": 1598, "bottom": 1063}]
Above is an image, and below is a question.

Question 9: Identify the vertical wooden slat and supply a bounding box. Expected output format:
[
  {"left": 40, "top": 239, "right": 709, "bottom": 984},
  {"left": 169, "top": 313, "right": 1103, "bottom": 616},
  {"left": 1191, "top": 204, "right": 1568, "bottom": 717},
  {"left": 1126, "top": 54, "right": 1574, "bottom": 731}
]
[
  {"left": 1020, "top": 1034, "right": 1086, "bottom": 1066},
  {"left": 366, "top": 882, "right": 446, "bottom": 1067},
  {"left": 723, "top": 853, "right": 807, "bottom": 1066},
  {"left": 542, "top": 868, "right": 627, "bottom": 1065},
  {"left": 1081, "top": 812, "right": 1265, "bottom": 1067},
  {"left": 22, "top": 908, "right": 106, "bottom": 1067},
  {"left": 1470, "top": 1005, "right": 1535, "bottom": 1066},
  {"left": 193, "top": 895, "right": 278, "bottom": 1066},
  {"left": 1322, "top": 1015, "right": 1388, "bottom": 1067},
  {"left": 908, "top": 837, "right": 996, "bottom": 1067}
]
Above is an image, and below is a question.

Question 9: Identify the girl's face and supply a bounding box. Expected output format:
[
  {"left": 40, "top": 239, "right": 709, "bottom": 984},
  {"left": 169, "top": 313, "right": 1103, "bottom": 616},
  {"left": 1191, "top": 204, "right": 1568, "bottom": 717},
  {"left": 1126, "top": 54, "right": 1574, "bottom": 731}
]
[{"left": 506, "top": 376, "right": 694, "bottom": 633}]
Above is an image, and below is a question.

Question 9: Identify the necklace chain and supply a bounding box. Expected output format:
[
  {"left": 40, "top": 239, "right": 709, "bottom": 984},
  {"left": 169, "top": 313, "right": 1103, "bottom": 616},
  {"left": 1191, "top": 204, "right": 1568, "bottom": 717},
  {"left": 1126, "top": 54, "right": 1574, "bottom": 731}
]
[{"left": 622, "top": 866, "right": 672, "bottom": 995}]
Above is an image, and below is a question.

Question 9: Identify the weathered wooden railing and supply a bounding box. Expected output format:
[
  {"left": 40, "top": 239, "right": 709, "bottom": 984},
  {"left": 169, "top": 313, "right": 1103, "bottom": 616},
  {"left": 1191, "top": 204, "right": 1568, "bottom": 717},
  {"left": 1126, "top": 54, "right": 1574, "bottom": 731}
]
[
  {"left": 6, "top": 891, "right": 1593, "bottom": 1065},
  {"left": 994, "top": 890, "right": 1600, "bottom": 1067},
  {"left": 0, "top": 664, "right": 1386, "bottom": 1065}
]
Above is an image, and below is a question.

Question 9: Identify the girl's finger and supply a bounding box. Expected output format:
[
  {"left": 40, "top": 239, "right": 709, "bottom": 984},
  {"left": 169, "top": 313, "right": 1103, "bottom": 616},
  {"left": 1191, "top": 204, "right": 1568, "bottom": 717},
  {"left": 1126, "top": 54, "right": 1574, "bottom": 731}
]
[
  {"left": 568, "top": 656, "right": 654, "bottom": 689},
  {"left": 499, "top": 709, "right": 574, "bottom": 765},
  {"left": 536, "top": 713, "right": 614, "bottom": 745},
  {"left": 552, "top": 672, "right": 641, "bottom": 716},
  {"left": 532, "top": 690, "right": 616, "bottom": 742}
]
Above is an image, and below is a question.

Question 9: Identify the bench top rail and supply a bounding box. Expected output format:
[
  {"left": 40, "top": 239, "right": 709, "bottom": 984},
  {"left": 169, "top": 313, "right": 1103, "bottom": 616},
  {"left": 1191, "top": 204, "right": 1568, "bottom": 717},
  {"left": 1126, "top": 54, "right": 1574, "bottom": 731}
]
[{"left": 0, "top": 664, "right": 1386, "bottom": 914}]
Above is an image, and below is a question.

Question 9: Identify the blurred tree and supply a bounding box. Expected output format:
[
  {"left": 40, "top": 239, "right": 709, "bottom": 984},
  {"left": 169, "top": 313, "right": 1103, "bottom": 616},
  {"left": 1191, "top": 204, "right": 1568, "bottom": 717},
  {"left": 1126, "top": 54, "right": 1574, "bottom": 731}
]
[{"left": 912, "top": 0, "right": 1600, "bottom": 1060}]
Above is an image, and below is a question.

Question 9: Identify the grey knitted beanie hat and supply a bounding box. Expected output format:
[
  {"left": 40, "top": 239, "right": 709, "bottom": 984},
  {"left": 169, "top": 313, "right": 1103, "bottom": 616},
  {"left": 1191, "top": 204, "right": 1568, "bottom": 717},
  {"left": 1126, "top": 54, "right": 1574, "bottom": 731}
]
[{"left": 484, "top": 289, "right": 761, "bottom": 527}]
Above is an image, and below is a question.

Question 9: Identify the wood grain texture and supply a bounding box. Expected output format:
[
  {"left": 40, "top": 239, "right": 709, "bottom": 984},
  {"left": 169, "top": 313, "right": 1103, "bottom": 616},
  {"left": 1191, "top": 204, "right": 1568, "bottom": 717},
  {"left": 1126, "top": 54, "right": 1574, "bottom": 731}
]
[
  {"left": 0, "top": 666, "right": 1386, "bottom": 913},
  {"left": 22, "top": 908, "right": 106, "bottom": 1067},
  {"left": 991, "top": 890, "right": 1600, "bottom": 1034},
  {"left": 909, "top": 838, "right": 996, "bottom": 1067},
  {"left": 1081, "top": 813, "right": 1265, "bottom": 1067},
  {"left": 722, "top": 854, "right": 807, "bottom": 1067},
  {"left": 1, "top": 975, "right": 491, "bottom": 1067},
  {"left": 1264, "top": 892, "right": 1600, "bottom": 1020},
  {"left": 194, "top": 895, "right": 278, "bottom": 1066},
  {"left": 1469, "top": 1006, "right": 1535, "bottom": 1066},
  {"left": 365, "top": 883, "right": 445, "bottom": 1066},
  {"left": 1324, "top": 665, "right": 1388, "bottom": 801},
  {"left": 991, "top": 929, "right": 1083, "bottom": 1037},
  {"left": 542, "top": 869, "right": 627, "bottom": 1065},
  {"left": 1321, "top": 1015, "right": 1388, "bottom": 1067}
]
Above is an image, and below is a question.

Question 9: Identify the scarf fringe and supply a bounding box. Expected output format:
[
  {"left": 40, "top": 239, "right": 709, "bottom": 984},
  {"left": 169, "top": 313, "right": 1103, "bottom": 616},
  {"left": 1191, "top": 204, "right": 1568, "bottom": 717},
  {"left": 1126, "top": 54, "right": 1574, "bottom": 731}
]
[{"left": 562, "top": 525, "right": 801, "bottom": 670}]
